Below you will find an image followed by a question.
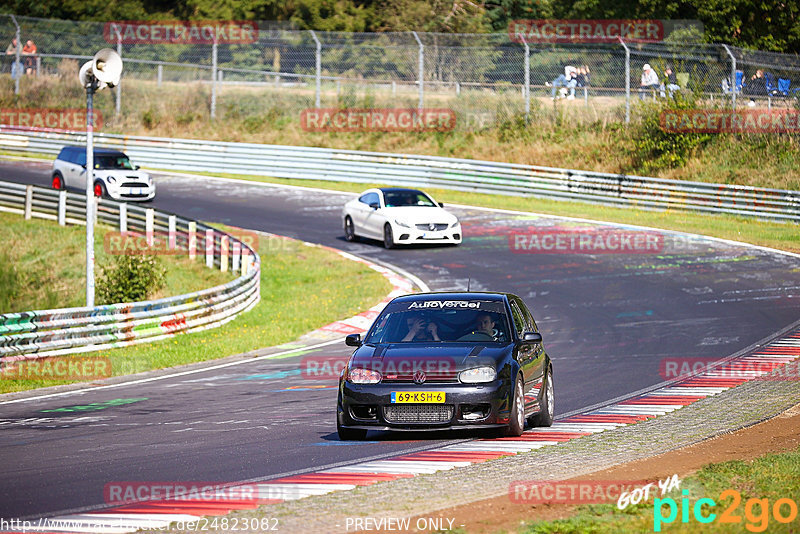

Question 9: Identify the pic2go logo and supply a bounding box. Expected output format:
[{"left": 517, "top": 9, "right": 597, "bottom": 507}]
[{"left": 654, "top": 489, "right": 799, "bottom": 532}]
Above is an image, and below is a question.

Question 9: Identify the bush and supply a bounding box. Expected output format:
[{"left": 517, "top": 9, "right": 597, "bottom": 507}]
[
  {"left": 97, "top": 254, "right": 166, "bottom": 304},
  {"left": 630, "top": 93, "right": 713, "bottom": 174}
]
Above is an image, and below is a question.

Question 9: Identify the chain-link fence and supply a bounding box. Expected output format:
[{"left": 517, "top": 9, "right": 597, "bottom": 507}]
[{"left": 2, "top": 14, "right": 799, "bottom": 130}]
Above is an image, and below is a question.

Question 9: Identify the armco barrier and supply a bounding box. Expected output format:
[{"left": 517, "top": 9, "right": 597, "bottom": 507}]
[
  {"left": 1, "top": 127, "right": 798, "bottom": 222},
  {"left": 0, "top": 179, "right": 260, "bottom": 360}
]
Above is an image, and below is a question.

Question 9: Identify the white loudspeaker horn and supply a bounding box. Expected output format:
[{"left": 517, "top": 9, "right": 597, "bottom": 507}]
[
  {"left": 91, "top": 48, "right": 123, "bottom": 88},
  {"left": 79, "top": 61, "right": 106, "bottom": 91}
]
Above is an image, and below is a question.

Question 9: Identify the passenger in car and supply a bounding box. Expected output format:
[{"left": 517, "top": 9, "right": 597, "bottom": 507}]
[{"left": 402, "top": 314, "right": 441, "bottom": 341}]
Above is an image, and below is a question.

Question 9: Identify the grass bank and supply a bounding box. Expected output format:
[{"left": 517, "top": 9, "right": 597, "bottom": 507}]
[
  {"left": 521, "top": 445, "right": 800, "bottom": 533},
  {"left": 2, "top": 72, "right": 799, "bottom": 189},
  {"left": 0, "top": 222, "right": 392, "bottom": 394}
]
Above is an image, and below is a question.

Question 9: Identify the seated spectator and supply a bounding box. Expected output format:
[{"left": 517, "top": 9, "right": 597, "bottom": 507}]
[
  {"left": 22, "top": 39, "right": 36, "bottom": 75},
  {"left": 660, "top": 66, "right": 681, "bottom": 98},
  {"left": 639, "top": 64, "right": 659, "bottom": 100},
  {"left": 575, "top": 65, "right": 590, "bottom": 88},
  {"left": 5, "top": 38, "right": 17, "bottom": 55},
  {"left": 546, "top": 65, "right": 578, "bottom": 100},
  {"left": 744, "top": 69, "right": 767, "bottom": 106}
]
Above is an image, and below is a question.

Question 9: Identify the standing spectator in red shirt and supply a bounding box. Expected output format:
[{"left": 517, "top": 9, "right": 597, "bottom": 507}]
[{"left": 22, "top": 39, "right": 36, "bottom": 75}]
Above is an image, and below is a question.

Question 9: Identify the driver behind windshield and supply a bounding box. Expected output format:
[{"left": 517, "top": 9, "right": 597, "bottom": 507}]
[{"left": 402, "top": 313, "right": 441, "bottom": 341}]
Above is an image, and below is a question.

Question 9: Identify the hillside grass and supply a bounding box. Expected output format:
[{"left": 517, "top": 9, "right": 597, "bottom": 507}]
[{"left": 2, "top": 70, "right": 799, "bottom": 190}]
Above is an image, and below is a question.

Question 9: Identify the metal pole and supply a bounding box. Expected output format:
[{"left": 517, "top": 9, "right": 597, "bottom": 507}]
[
  {"left": 619, "top": 37, "right": 630, "bottom": 124},
  {"left": 309, "top": 30, "right": 321, "bottom": 108},
  {"left": 85, "top": 78, "right": 97, "bottom": 307},
  {"left": 522, "top": 37, "right": 530, "bottom": 120},
  {"left": 115, "top": 26, "right": 122, "bottom": 115},
  {"left": 412, "top": 31, "right": 424, "bottom": 109},
  {"left": 10, "top": 15, "right": 20, "bottom": 95},
  {"left": 722, "top": 45, "right": 736, "bottom": 109},
  {"left": 211, "top": 40, "right": 218, "bottom": 119}
]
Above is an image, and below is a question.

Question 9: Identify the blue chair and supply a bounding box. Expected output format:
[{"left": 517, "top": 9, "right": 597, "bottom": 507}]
[
  {"left": 764, "top": 72, "right": 779, "bottom": 96},
  {"left": 735, "top": 70, "right": 744, "bottom": 92},
  {"left": 777, "top": 78, "right": 790, "bottom": 97},
  {"left": 722, "top": 70, "right": 744, "bottom": 94}
]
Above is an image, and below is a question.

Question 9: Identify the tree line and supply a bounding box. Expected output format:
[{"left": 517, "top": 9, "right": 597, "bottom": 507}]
[{"left": 0, "top": 0, "right": 797, "bottom": 53}]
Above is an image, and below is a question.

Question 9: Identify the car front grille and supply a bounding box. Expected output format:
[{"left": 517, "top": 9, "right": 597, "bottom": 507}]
[
  {"left": 415, "top": 223, "right": 449, "bottom": 231},
  {"left": 122, "top": 182, "right": 145, "bottom": 187},
  {"left": 383, "top": 404, "right": 454, "bottom": 424}
]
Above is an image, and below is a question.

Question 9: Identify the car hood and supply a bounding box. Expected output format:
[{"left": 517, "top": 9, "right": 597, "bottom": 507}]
[
  {"left": 381, "top": 206, "right": 458, "bottom": 225},
  {"left": 350, "top": 343, "right": 509, "bottom": 380}
]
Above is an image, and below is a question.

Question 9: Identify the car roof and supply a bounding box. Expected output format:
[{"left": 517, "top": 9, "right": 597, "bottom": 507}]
[
  {"left": 389, "top": 292, "right": 514, "bottom": 303},
  {"left": 60, "top": 146, "right": 127, "bottom": 157},
  {"left": 378, "top": 187, "right": 425, "bottom": 194}
]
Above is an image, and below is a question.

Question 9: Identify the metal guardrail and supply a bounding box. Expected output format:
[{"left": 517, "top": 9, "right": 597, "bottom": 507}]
[
  {"left": 0, "top": 179, "right": 260, "bottom": 360},
  {"left": 2, "top": 127, "right": 799, "bottom": 223}
]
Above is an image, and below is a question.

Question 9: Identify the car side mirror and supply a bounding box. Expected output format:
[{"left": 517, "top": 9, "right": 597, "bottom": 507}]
[
  {"left": 81, "top": 164, "right": 86, "bottom": 169},
  {"left": 369, "top": 202, "right": 380, "bottom": 210},
  {"left": 439, "top": 202, "right": 444, "bottom": 207},
  {"left": 522, "top": 332, "right": 542, "bottom": 343},
  {"left": 345, "top": 333, "right": 362, "bottom": 347},
  {"left": 135, "top": 165, "right": 140, "bottom": 170}
]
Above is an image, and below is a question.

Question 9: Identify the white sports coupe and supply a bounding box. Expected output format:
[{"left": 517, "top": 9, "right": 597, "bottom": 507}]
[{"left": 343, "top": 188, "right": 462, "bottom": 248}]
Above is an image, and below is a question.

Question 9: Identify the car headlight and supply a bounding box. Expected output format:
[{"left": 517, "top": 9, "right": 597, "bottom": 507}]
[
  {"left": 145, "top": 175, "right": 152, "bottom": 184},
  {"left": 450, "top": 221, "right": 460, "bottom": 228},
  {"left": 394, "top": 219, "right": 410, "bottom": 228},
  {"left": 348, "top": 368, "right": 382, "bottom": 384},
  {"left": 459, "top": 366, "right": 496, "bottom": 384},
  {"left": 107, "top": 176, "right": 117, "bottom": 183}
]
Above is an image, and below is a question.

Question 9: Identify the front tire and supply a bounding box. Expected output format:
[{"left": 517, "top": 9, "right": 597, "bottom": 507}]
[
  {"left": 337, "top": 419, "right": 367, "bottom": 441},
  {"left": 383, "top": 223, "right": 395, "bottom": 249},
  {"left": 52, "top": 173, "right": 64, "bottom": 190},
  {"left": 529, "top": 367, "right": 554, "bottom": 427},
  {"left": 502, "top": 375, "right": 526, "bottom": 437},
  {"left": 344, "top": 216, "right": 357, "bottom": 242}
]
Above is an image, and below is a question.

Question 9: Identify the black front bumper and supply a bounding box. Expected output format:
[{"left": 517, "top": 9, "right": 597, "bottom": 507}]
[{"left": 337, "top": 380, "right": 512, "bottom": 431}]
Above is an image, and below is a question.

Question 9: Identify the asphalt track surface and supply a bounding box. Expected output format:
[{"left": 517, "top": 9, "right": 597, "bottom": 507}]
[{"left": 2, "top": 159, "right": 800, "bottom": 521}]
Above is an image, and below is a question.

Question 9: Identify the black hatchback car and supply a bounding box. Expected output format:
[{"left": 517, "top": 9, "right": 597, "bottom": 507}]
[{"left": 337, "top": 292, "right": 554, "bottom": 440}]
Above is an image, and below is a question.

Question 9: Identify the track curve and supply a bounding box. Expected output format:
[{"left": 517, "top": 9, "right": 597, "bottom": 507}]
[{"left": 2, "top": 160, "right": 800, "bottom": 520}]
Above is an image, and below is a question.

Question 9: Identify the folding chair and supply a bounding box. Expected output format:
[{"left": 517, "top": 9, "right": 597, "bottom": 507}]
[{"left": 777, "top": 78, "right": 790, "bottom": 97}]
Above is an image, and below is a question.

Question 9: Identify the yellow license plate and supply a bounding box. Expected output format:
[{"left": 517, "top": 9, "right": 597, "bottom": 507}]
[{"left": 390, "top": 391, "right": 445, "bottom": 403}]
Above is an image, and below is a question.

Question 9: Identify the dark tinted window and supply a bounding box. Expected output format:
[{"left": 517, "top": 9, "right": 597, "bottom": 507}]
[
  {"left": 509, "top": 302, "right": 526, "bottom": 335},
  {"left": 383, "top": 190, "right": 435, "bottom": 207},
  {"left": 365, "top": 299, "right": 510, "bottom": 343},
  {"left": 94, "top": 155, "right": 133, "bottom": 170}
]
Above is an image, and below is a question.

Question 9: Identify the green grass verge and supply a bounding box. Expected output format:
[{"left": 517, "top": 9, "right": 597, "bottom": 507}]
[
  {"left": 180, "top": 171, "right": 800, "bottom": 255},
  {"left": 0, "top": 224, "right": 392, "bottom": 394},
  {"left": 520, "top": 445, "right": 800, "bottom": 533}
]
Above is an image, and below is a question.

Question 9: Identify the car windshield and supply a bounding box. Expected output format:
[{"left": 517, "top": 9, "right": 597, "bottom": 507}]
[
  {"left": 383, "top": 190, "right": 436, "bottom": 208},
  {"left": 94, "top": 155, "right": 134, "bottom": 170},
  {"left": 365, "top": 300, "right": 510, "bottom": 343}
]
